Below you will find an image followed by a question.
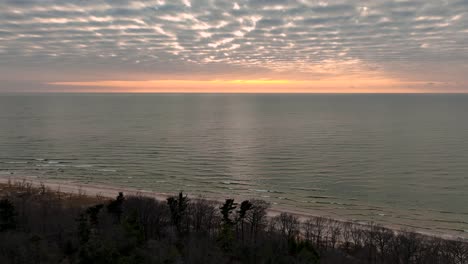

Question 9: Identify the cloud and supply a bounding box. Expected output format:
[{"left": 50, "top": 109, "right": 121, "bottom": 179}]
[{"left": 0, "top": 0, "right": 467, "bottom": 91}]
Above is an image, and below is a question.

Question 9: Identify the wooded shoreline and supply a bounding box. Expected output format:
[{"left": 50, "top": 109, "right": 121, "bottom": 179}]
[
  {"left": 1, "top": 178, "right": 467, "bottom": 263},
  {"left": 0, "top": 176, "right": 466, "bottom": 240}
]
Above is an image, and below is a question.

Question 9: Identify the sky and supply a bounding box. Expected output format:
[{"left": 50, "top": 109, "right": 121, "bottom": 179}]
[{"left": 0, "top": 0, "right": 467, "bottom": 93}]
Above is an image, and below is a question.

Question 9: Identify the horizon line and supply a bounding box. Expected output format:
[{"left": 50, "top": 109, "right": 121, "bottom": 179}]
[{"left": 1, "top": 91, "right": 468, "bottom": 95}]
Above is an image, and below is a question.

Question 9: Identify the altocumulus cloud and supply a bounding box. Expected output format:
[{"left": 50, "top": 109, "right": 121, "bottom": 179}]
[{"left": 0, "top": 0, "right": 467, "bottom": 92}]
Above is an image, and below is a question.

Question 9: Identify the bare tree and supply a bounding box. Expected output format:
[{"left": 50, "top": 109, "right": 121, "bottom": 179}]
[
  {"left": 309, "top": 217, "right": 328, "bottom": 248},
  {"left": 245, "top": 199, "right": 269, "bottom": 243},
  {"left": 327, "top": 219, "right": 342, "bottom": 249},
  {"left": 350, "top": 223, "right": 365, "bottom": 249},
  {"left": 445, "top": 239, "right": 468, "bottom": 264},
  {"left": 189, "top": 199, "right": 219, "bottom": 235},
  {"left": 373, "top": 226, "right": 394, "bottom": 263},
  {"left": 272, "top": 213, "right": 300, "bottom": 240},
  {"left": 341, "top": 221, "right": 353, "bottom": 252}
]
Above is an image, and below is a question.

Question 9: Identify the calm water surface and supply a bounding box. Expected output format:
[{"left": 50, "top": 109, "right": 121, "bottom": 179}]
[{"left": 1, "top": 94, "right": 467, "bottom": 237}]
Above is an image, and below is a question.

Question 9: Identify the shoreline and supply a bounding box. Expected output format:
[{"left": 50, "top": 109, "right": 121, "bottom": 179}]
[{"left": 0, "top": 175, "right": 466, "bottom": 241}]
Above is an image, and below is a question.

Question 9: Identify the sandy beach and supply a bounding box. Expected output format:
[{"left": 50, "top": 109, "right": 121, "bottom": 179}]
[
  {"left": 1, "top": 174, "right": 466, "bottom": 241},
  {"left": 0, "top": 174, "right": 309, "bottom": 219}
]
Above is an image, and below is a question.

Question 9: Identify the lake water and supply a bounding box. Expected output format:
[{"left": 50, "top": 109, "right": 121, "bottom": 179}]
[{"left": 0, "top": 94, "right": 467, "bottom": 237}]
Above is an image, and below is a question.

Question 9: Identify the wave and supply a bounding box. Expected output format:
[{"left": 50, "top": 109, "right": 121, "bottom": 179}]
[
  {"left": 74, "top": 165, "right": 93, "bottom": 168},
  {"left": 248, "top": 189, "right": 285, "bottom": 194},
  {"left": 97, "top": 169, "right": 117, "bottom": 172}
]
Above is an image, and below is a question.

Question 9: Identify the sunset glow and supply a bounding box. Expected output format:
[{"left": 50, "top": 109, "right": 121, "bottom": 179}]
[
  {"left": 49, "top": 78, "right": 435, "bottom": 93},
  {"left": 0, "top": 0, "right": 467, "bottom": 93}
]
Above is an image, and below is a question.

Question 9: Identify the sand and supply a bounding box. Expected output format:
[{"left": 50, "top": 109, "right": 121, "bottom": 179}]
[{"left": 0, "top": 174, "right": 466, "bottom": 241}]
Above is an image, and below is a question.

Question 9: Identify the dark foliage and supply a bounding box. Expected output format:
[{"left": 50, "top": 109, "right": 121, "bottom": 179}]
[
  {"left": 0, "top": 182, "right": 467, "bottom": 264},
  {"left": 107, "top": 192, "right": 124, "bottom": 223},
  {"left": 0, "top": 199, "right": 17, "bottom": 232},
  {"left": 167, "top": 191, "right": 189, "bottom": 236}
]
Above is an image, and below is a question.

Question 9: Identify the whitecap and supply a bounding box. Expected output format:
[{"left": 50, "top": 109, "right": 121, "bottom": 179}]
[
  {"left": 249, "top": 189, "right": 268, "bottom": 193},
  {"left": 74, "top": 165, "right": 93, "bottom": 168},
  {"left": 97, "top": 169, "right": 117, "bottom": 172}
]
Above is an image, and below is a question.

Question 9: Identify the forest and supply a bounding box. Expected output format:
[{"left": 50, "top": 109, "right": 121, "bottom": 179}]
[{"left": 0, "top": 180, "right": 467, "bottom": 264}]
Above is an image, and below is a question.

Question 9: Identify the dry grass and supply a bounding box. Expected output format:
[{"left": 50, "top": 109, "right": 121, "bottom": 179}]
[{"left": 0, "top": 180, "right": 108, "bottom": 207}]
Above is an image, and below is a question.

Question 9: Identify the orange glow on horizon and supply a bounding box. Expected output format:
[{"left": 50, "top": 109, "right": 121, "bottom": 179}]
[{"left": 48, "top": 78, "right": 444, "bottom": 93}]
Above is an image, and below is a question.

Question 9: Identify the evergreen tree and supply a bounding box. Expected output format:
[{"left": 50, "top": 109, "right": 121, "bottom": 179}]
[
  {"left": 167, "top": 192, "right": 189, "bottom": 236},
  {"left": 237, "top": 200, "right": 253, "bottom": 242},
  {"left": 107, "top": 192, "right": 125, "bottom": 223},
  {"left": 219, "top": 199, "right": 237, "bottom": 251}
]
